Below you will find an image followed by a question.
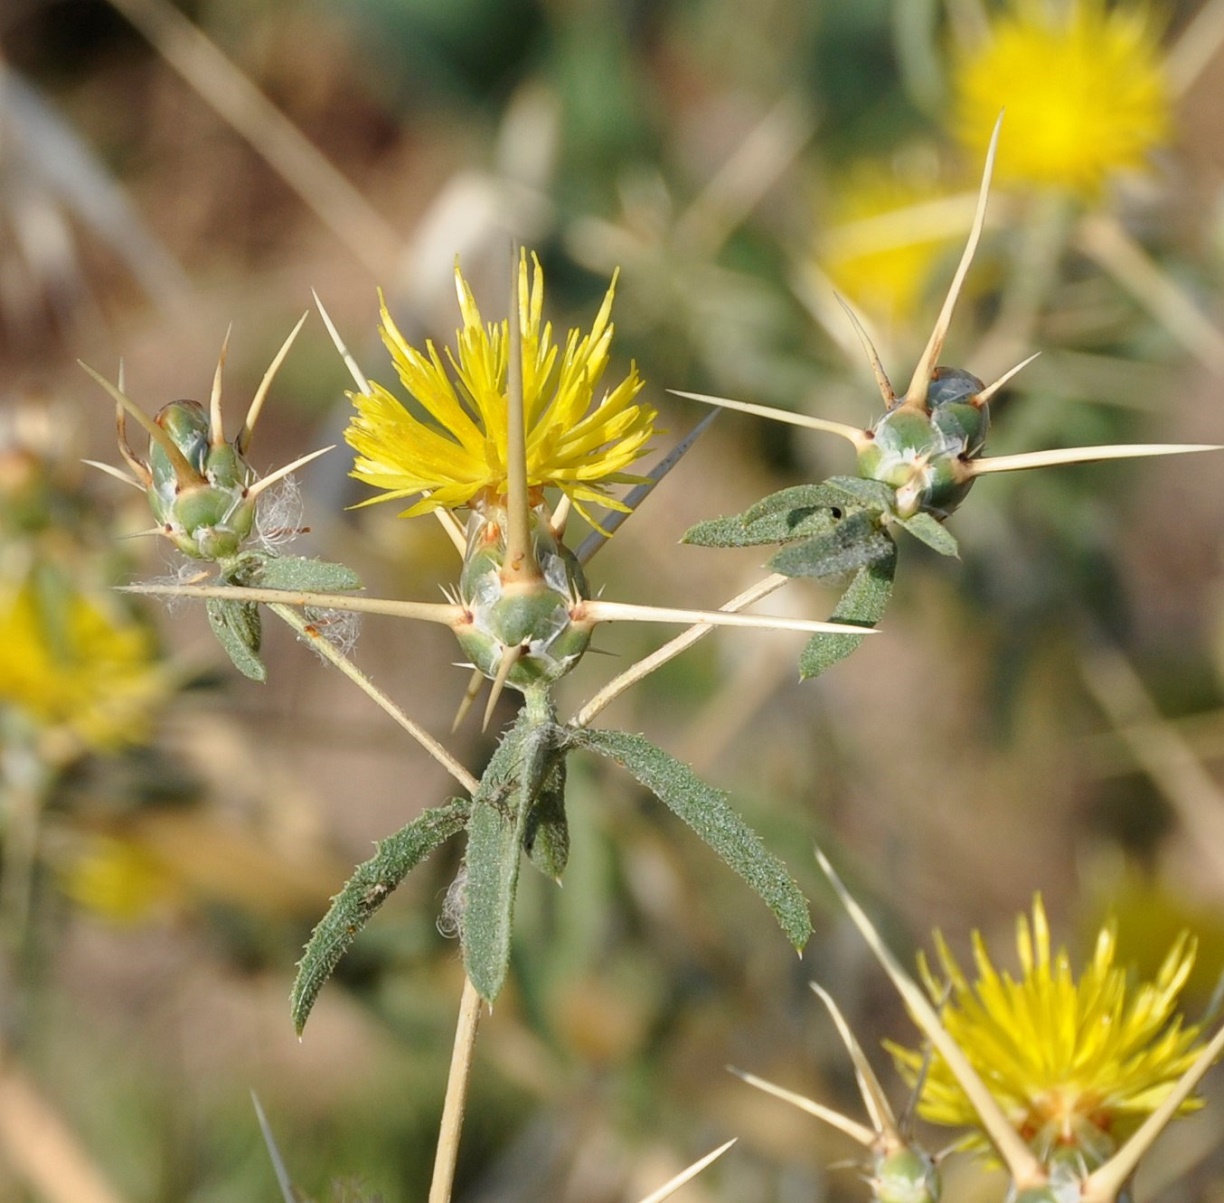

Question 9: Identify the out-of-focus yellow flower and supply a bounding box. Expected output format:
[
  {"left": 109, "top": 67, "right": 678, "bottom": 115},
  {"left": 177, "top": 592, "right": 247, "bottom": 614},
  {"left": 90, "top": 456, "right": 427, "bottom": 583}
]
[
  {"left": 952, "top": 0, "right": 1171, "bottom": 199},
  {"left": 817, "top": 161, "right": 969, "bottom": 330},
  {"left": 0, "top": 579, "right": 163, "bottom": 751},
  {"left": 346, "top": 252, "right": 656, "bottom": 525},
  {"left": 890, "top": 897, "right": 1205, "bottom": 1165},
  {"left": 59, "top": 834, "right": 183, "bottom": 924}
]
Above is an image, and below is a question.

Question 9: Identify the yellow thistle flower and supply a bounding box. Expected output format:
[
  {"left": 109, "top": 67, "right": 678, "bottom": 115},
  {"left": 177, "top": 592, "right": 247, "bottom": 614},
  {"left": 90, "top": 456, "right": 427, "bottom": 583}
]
[
  {"left": 891, "top": 896, "right": 1206, "bottom": 1165},
  {"left": 952, "top": 0, "right": 1171, "bottom": 198},
  {"left": 0, "top": 579, "right": 163, "bottom": 751},
  {"left": 59, "top": 834, "right": 184, "bottom": 924},
  {"left": 818, "top": 160, "right": 966, "bottom": 331},
  {"left": 346, "top": 253, "right": 656, "bottom": 525}
]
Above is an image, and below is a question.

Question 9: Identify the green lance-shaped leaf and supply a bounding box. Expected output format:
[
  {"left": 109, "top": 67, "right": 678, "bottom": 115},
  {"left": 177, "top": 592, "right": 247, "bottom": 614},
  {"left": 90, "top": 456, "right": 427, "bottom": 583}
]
[
  {"left": 896, "top": 511, "right": 959, "bottom": 557},
  {"left": 570, "top": 728, "right": 812, "bottom": 950},
  {"left": 798, "top": 539, "right": 898, "bottom": 681},
  {"left": 683, "top": 482, "right": 872, "bottom": 549},
  {"left": 523, "top": 753, "right": 569, "bottom": 882},
  {"left": 206, "top": 596, "right": 266, "bottom": 681},
  {"left": 768, "top": 510, "right": 893, "bottom": 581},
  {"left": 291, "top": 798, "right": 470, "bottom": 1034},
  {"left": 252, "top": 554, "right": 363, "bottom": 592},
  {"left": 463, "top": 694, "right": 569, "bottom": 1001}
]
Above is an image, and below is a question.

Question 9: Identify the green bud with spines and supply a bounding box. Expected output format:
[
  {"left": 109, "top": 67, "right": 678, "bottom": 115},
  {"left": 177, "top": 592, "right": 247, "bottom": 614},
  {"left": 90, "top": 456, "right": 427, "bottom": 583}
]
[
  {"left": 871, "top": 1146, "right": 941, "bottom": 1203},
  {"left": 856, "top": 367, "right": 988, "bottom": 520},
  {"left": 144, "top": 400, "right": 257, "bottom": 560},
  {"left": 453, "top": 506, "right": 593, "bottom": 691}
]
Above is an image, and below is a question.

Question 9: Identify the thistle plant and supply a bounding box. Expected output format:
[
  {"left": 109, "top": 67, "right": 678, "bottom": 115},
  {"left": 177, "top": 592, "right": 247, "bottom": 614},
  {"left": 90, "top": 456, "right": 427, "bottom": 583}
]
[
  {"left": 98, "top": 249, "right": 880, "bottom": 1200},
  {"left": 678, "top": 118, "right": 1220, "bottom": 675}
]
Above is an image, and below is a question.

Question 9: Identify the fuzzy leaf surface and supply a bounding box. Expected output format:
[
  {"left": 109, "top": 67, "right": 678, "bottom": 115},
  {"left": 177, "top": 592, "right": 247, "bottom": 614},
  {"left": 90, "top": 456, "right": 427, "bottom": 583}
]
[
  {"left": 206, "top": 597, "right": 266, "bottom": 681},
  {"left": 254, "top": 555, "right": 363, "bottom": 592},
  {"left": 523, "top": 754, "right": 569, "bottom": 882},
  {"left": 570, "top": 728, "right": 812, "bottom": 950},
  {"left": 291, "top": 798, "right": 469, "bottom": 1033},
  {"left": 798, "top": 539, "right": 897, "bottom": 680},
  {"left": 767, "top": 510, "right": 892, "bottom": 580},
  {"left": 464, "top": 702, "right": 568, "bottom": 1002},
  {"left": 682, "top": 482, "right": 869, "bottom": 549},
  {"left": 897, "top": 512, "right": 960, "bottom": 557},
  {"left": 821, "top": 475, "right": 897, "bottom": 513}
]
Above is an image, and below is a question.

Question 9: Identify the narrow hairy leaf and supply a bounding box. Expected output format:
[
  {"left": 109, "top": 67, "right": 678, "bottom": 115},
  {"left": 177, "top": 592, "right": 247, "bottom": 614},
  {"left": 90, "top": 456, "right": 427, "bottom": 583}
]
[
  {"left": 463, "top": 698, "right": 568, "bottom": 1001},
  {"left": 571, "top": 728, "right": 812, "bottom": 949},
  {"left": 798, "top": 539, "right": 897, "bottom": 680},
  {"left": 821, "top": 475, "right": 897, "bottom": 512},
  {"left": 291, "top": 799, "right": 469, "bottom": 1033},
  {"left": 683, "top": 482, "right": 864, "bottom": 549},
  {"left": 206, "top": 596, "right": 266, "bottom": 681},
  {"left": 523, "top": 754, "right": 569, "bottom": 881},
  {"left": 768, "top": 511, "right": 892, "bottom": 580},
  {"left": 740, "top": 481, "right": 864, "bottom": 525},
  {"left": 254, "top": 554, "right": 363, "bottom": 592},
  {"left": 897, "top": 512, "right": 959, "bottom": 557}
]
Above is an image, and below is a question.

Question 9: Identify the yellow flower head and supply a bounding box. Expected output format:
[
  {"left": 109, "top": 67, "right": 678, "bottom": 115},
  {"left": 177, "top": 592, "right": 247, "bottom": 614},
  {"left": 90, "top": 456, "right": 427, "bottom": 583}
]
[
  {"left": 59, "top": 834, "right": 183, "bottom": 924},
  {"left": 818, "top": 160, "right": 965, "bottom": 331},
  {"left": 952, "top": 0, "right": 1171, "bottom": 198},
  {"left": 346, "top": 253, "right": 656, "bottom": 525},
  {"left": 891, "top": 896, "right": 1205, "bottom": 1165},
  {"left": 0, "top": 579, "right": 163, "bottom": 752}
]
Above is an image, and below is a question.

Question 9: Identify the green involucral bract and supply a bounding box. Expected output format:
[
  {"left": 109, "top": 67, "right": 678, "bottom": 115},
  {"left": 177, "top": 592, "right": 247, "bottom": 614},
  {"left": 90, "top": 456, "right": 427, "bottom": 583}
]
[
  {"left": 872, "top": 1147, "right": 941, "bottom": 1203},
  {"left": 453, "top": 508, "right": 593, "bottom": 690},
  {"left": 148, "top": 400, "right": 257, "bottom": 559},
  {"left": 857, "top": 367, "right": 988, "bottom": 520}
]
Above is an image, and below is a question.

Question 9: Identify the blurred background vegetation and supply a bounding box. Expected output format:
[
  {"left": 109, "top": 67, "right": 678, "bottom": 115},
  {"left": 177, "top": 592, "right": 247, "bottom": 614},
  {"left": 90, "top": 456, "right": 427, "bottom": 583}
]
[{"left": 3, "top": 0, "right": 1224, "bottom": 1199}]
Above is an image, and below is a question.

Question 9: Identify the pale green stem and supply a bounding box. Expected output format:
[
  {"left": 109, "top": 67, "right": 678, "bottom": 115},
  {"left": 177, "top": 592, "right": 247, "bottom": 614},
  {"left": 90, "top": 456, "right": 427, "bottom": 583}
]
[
  {"left": 428, "top": 974, "right": 483, "bottom": 1203},
  {"left": 0, "top": 735, "right": 51, "bottom": 962}
]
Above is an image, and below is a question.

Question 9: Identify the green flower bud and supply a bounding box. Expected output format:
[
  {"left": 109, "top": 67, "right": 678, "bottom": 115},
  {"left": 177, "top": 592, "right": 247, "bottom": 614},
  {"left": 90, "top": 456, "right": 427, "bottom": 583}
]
[
  {"left": 872, "top": 1146, "right": 941, "bottom": 1203},
  {"left": 453, "top": 508, "right": 592, "bottom": 690},
  {"left": 146, "top": 401, "right": 257, "bottom": 560},
  {"left": 856, "top": 368, "right": 988, "bottom": 519}
]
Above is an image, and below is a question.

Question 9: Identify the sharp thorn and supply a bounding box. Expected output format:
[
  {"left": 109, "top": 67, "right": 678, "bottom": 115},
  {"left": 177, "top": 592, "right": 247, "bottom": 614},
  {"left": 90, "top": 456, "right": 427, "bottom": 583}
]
[
  {"left": 451, "top": 668, "right": 485, "bottom": 732},
  {"left": 210, "top": 324, "right": 232, "bottom": 447},
  {"left": 975, "top": 351, "right": 1040, "bottom": 406},
  {"left": 833, "top": 293, "right": 896, "bottom": 406},
  {"left": 667, "top": 389, "right": 869, "bottom": 446},
  {"left": 81, "top": 458, "right": 146, "bottom": 490},
  {"left": 482, "top": 646, "right": 522, "bottom": 731},
  {"left": 314, "top": 290, "right": 371, "bottom": 395},
  {"left": 239, "top": 312, "right": 309, "bottom": 454},
  {"left": 903, "top": 111, "right": 1003, "bottom": 411},
  {"left": 576, "top": 411, "right": 720, "bottom": 565}
]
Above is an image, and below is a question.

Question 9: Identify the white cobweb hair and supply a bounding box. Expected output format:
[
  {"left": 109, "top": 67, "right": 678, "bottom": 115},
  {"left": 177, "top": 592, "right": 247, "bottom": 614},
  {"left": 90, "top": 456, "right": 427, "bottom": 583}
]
[
  {"left": 255, "top": 473, "right": 305, "bottom": 549},
  {"left": 438, "top": 865, "right": 467, "bottom": 940},
  {"left": 299, "top": 605, "right": 362, "bottom": 657}
]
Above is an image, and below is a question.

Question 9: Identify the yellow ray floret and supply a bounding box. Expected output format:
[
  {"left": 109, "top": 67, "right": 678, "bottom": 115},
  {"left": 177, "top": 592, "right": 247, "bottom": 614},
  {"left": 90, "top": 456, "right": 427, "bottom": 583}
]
[
  {"left": 953, "top": 0, "right": 1170, "bottom": 198},
  {"left": 890, "top": 896, "right": 1205, "bottom": 1164},
  {"left": 346, "top": 253, "right": 656, "bottom": 524}
]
